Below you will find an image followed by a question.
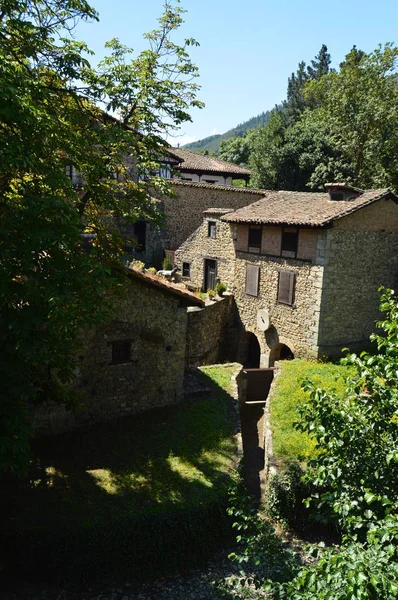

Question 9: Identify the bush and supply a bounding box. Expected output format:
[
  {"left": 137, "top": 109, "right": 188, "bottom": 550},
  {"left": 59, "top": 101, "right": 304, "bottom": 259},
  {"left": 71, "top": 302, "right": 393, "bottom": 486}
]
[
  {"left": 216, "top": 282, "right": 227, "bottom": 296},
  {"left": 266, "top": 461, "right": 314, "bottom": 530},
  {"left": 162, "top": 255, "right": 173, "bottom": 270}
]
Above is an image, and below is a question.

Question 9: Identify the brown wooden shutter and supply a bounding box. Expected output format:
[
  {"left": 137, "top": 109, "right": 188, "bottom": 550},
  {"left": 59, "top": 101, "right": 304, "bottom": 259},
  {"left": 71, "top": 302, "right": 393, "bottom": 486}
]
[
  {"left": 277, "top": 271, "right": 296, "bottom": 305},
  {"left": 245, "top": 263, "right": 260, "bottom": 297}
]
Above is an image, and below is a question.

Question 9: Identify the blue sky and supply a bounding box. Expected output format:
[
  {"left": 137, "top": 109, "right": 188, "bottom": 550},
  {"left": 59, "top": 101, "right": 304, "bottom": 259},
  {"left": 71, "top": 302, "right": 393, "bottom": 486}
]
[{"left": 75, "top": 0, "right": 398, "bottom": 145}]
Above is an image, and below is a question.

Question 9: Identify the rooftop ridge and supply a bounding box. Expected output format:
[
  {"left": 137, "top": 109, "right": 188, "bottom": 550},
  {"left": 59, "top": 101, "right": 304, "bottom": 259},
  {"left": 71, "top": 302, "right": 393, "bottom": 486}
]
[{"left": 170, "top": 179, "right": 268, "bottom": 194}]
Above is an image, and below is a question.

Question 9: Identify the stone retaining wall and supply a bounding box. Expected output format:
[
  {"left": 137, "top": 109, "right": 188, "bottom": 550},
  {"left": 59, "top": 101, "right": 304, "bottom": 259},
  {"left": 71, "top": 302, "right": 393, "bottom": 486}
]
[{"left": 186, "top": 294, "right": 237, "bottom": 367}]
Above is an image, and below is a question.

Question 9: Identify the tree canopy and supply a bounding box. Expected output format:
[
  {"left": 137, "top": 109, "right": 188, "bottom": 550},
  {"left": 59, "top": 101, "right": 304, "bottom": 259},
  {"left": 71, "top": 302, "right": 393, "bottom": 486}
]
[
  {"left": 0, "top": 0, "right": 202, "bottom": 473},
  {"left": 249, "top": 44, "right": 398, "bottom": 191}
]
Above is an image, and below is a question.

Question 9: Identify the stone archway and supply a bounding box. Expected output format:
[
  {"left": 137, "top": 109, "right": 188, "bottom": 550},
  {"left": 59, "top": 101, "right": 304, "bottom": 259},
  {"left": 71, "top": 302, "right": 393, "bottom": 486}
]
[
  {"left": 269, "top": 342, "right": 294, "bottom": 366},
  {"left": 238, "top": 331, "right": 261, "bottom": 368}
]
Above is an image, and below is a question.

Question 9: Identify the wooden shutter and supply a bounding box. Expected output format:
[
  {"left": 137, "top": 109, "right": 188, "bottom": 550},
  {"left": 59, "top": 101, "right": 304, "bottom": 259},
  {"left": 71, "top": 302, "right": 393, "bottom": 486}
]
[
  {"left": 277, "top": 271, "right": 296, "bottom": 305},
  {"left": 245, "top": 263, "right": 260, "bottom": 297}
]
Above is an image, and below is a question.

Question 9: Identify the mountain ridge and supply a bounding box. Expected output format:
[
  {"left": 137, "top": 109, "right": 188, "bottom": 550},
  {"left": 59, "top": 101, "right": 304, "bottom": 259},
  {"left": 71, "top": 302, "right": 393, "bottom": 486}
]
[{"left": 182, "top": 110, "right": 271, "bottom": 154}]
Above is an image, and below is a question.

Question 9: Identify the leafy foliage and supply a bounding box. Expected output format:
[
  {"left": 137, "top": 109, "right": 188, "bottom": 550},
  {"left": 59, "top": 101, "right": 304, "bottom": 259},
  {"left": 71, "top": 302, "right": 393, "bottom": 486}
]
[
  {"left": 219, "top": 471, "right": 299, "bottom": 598},
  {"left": 0, "top": 0, "right": 202, "bottom": 473},
  {"left": 298, "top": 288, "right": 398, "bottom": 534},
  {"left": 224, "top": 290, "right": 398, "bottom": 598},
  {"left": 250, "top": 43, "right": 398, "bottom": 191}
]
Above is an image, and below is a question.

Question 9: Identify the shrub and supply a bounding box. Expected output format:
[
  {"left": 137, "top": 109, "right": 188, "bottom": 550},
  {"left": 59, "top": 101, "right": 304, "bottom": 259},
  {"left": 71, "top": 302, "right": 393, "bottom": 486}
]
[
  {"left": 162, "top": 255, "right": 173, "bottom": 270},
  {"left": 215, "top": 282, "right": 227, "bottom": 296},
  {"left": 266, "top": 461, "right": 314, "bottom": 530}
]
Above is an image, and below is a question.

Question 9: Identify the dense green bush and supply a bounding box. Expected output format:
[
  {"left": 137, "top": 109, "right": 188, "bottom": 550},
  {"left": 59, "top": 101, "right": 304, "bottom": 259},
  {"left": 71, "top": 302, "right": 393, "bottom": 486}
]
[
  {"left": 266, "top": 461, "right": 314, "bottom": 530},
  {"left": 223, "top": 289, "right": 398, "bottom": 598}
]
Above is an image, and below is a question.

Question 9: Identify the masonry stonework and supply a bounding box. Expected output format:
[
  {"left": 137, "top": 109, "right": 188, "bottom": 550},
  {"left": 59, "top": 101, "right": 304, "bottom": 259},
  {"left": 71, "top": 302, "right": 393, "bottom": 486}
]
[
  {"left": 186, "top": 294, "right": 237, "bottom": 367},
  {"left": 175, "top": 216, "right": 324, "bottom": 365},
  {"left": 31, "top": 275, "right": 190, "bottom": 433},
  {"left": 163, "top": 182, "right": 265, "bottom": 251},
  {"left": 318, "top": 199, "right": 398, "bottom": 356},
  {"left": 175, "top": 209, "right": 237, "bottom": 291}
]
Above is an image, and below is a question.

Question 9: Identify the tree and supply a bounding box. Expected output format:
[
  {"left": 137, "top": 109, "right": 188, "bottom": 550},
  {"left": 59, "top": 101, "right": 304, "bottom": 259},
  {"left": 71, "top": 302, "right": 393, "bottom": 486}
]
[
  {"left": 219, "top": 131, "right": 255, "bottom": 166},
  {"left": 306, "top": 43, "right": 332, "bottom": 80},
  {"left": 225, "top": 289, "right": 398, "bottom": 599},
  {"left": 305, "top": 44, "right": 398, "bottom": 190},
  {"left": 298, "top": 287, "right": 398, "bottom": 534},
  {"left": 0, "top": 0, "right": 202, "bottom": 473}
]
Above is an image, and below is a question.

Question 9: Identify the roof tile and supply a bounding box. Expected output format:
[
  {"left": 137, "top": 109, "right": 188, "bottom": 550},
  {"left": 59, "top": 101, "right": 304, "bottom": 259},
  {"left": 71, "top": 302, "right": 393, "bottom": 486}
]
[
  {"left": 169, "top": 147, "right": 251, "bottom": 176},
  {"left": 222, "top": 189, "right": 396, "bottom": 227}
]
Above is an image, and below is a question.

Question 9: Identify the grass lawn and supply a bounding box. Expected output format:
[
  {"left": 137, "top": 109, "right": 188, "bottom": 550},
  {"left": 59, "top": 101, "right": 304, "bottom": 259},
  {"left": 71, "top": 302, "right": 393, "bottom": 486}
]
[
  {"left": 1, "top": 365, "right": 239, "bottom": 585},
  {"left": 270, "top": 359, "right": 354, "bottom": 464}
]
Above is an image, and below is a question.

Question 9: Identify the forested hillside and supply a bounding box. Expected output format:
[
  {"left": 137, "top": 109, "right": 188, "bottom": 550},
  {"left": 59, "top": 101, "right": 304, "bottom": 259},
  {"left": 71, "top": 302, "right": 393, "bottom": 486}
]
[{"left": 183, "top": 110, "right": 271, "bottom": 153}]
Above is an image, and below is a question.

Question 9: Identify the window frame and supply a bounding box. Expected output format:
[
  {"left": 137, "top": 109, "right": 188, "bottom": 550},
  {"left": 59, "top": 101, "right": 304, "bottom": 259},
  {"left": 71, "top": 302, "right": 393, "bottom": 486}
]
[
  {"left": 208, "top": 221, "right": 217, "bottom": 239},
  {"left": 248, "top": 225, "right": 262, "bottom": 253},
  {"left": 281, "top": 227, "right": 299, "bottom": 259},
  {"left": 182, "top": 262, "right": 191, "bottom": 278},
  {"left": 110, "top": 340, "right": 132, "bottom": 365}
]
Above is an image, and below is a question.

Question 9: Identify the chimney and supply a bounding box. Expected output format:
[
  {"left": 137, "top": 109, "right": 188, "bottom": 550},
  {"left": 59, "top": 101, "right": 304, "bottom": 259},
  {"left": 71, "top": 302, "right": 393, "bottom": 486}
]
[{"left": 325, "top": 183, "right": 363, "bottom": 201}]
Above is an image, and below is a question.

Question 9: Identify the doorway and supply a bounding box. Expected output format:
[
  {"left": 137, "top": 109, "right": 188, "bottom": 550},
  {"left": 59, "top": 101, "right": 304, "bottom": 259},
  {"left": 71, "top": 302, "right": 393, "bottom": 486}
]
[
  {"left": 204, "top": 259, "right": 217, "bottom": 291},
  {"left": 269, "top": 343, "right": 294, "bottom": 366}
]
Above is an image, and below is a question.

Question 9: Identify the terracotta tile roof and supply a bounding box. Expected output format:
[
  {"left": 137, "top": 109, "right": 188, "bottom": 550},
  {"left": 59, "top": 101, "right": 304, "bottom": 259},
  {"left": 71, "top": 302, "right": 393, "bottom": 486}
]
[
  {"left": 127, "top": 266, "right": 204, "bottom": 307},
  {"left": 168, "top": 147, "right": 251, "bottom": 176},
  {"left": 170, "top": 180, "right": 266, "bottom": 194},
  {"left": 222, "top": 188, "right": 397, "bottom": 227}
]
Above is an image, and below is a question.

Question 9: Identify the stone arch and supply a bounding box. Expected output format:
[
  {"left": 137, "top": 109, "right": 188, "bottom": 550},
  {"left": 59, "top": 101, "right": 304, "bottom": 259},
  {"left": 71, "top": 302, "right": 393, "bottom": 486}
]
[
  {"left": 269, "top": 342, "right": 295, "bottom": 366},
  {"left": 238, "top": 331, "right": 262, "bottom": 368}
]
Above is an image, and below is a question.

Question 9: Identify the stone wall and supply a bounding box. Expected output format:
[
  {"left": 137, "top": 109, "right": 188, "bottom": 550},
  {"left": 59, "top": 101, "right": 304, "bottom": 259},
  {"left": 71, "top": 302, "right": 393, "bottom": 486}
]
[
  {"left": 317, "top": 198, "right": 398, "bottom": 357},
  {"left": 31, "top": 276, "right": 189, "bottom": 433},
  {"left": 233, "top": 249, "right": 324, "bottom": 364},
  {"left": 318, "top": 233, "right": 398, "bottom": 356},
  {"left": 176, "top": 219, "right": 324, "bottom": 364},
  {"left": 174, "top": 210, "right": 237, "bottom": 291},
  {"left": 185, "top": 294, "right": 237, "bottom": 366},
  {"left": 163, "top": 181, "right": 265, "bottom": 250}
]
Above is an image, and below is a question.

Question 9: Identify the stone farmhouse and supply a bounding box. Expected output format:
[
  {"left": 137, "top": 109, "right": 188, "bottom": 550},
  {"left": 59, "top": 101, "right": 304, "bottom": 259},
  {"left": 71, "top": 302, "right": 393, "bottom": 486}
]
[
  {"left": 104, "top": 150, "right": 254, "bottom": 267},
  {"left": 32, "top": 266, "right": 204, "bottom": 432},
  {"left": 167, "top": 147, "right": 251, "bottom": 186},
  {"left": 174, "top": 183, "right": 398, "bottom": 366}
]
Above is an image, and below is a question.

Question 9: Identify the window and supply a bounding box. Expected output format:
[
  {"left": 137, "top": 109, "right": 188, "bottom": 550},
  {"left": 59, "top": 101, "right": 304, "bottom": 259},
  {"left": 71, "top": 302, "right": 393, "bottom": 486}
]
[
  {"left": 277, "top": 270, "right": 296, "bottom": 306},
  {"left": 111, "top": 341, "right": 131, "bottom": 364},
  {"left": 330, "top": 191, "right": 344, "bottom": 201},
  {"left": 208, "top": 221, "right": 216, "bottom": 239},
  {"left": 204, "top": 179, "right": 216, "bottom": 184},
  {"left": 245, "top": 263, "right": 260, "bottom": 297},
  {"left": 182, "top": 262, "right": 191, "bottom": 278},
  {"left": 281, "top": 227, "right": 298, "bottom": 258},
  {"left": 248, "top": 226, "right": 262, "bottom": 253},
  {"left": 134, "top": 221, "right": 146, "bottom": 252}
]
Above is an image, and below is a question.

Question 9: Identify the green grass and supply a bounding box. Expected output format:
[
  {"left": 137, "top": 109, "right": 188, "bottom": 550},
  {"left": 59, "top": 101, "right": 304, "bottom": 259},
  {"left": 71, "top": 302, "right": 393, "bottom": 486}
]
[
  {"left": 270, "top": 359, "right": 354, "bottom": 464},
  {"left": 1, "top": 365, "right": 239, "bottom": 585}
]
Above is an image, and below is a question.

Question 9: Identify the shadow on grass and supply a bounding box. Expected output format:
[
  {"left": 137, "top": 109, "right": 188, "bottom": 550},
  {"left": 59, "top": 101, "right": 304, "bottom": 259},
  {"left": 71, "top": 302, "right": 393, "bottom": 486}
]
[{"left": 1, "top": 366, "right": 241, "bottom": 587}]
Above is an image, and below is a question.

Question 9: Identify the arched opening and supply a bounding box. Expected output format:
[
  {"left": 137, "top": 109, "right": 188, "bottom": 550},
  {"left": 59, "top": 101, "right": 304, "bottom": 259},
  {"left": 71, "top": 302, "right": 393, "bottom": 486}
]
[
  {"left": 244, "top": 333, "right": 261, "bottom": 368},
  {"left": 269, "top": 343, "right": 294, "bottom": 366}
]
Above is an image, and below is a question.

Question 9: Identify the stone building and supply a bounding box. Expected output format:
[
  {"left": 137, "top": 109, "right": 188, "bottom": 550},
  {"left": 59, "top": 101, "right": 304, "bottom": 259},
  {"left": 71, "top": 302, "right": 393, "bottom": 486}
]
[
  {"left": 167, "top": 147, "right": 251, "bottom": 186},
  {"left": 174, "top": 184, "right": 398, "bottom": 365},
  {"left": 122, "top": 181, "right": 267, "bottom": 268},
  {"left": 31, "top": 266, "right": 204, "bottom": 432}
]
